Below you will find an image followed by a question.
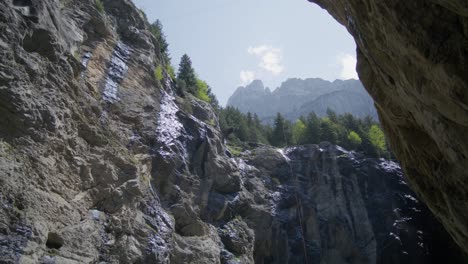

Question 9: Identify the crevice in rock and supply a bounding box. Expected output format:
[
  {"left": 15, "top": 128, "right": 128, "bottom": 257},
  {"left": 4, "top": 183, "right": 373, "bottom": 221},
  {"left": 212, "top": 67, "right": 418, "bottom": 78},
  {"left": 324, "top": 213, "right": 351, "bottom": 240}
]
[
  {"left": 45, "top": 233, "right": 63, "bottom": 249},
  {"left": 12, "top": 0, "right": 32, "bottom": 7},
  {"left": 22, "top": 29, "right": 56, "bottom": 60},
  {"left": 12, "top": 0, "right": 37, "bottom": 20}
]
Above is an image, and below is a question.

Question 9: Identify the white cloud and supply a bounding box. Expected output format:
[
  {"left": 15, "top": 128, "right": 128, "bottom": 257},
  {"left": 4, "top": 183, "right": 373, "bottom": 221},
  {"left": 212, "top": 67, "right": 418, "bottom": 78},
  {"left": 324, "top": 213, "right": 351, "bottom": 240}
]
[
  {"left": 240, "top": 70, "right": 255, "bottom": 85},
  {"left": 247, "top": 45, "right": 284, "bottom": 75},
  {"left": 247, "top": 46, "right": 270, "bottom": 55},
  {"left": 338, "top": 53, "right": 358, "bottom": 79}
]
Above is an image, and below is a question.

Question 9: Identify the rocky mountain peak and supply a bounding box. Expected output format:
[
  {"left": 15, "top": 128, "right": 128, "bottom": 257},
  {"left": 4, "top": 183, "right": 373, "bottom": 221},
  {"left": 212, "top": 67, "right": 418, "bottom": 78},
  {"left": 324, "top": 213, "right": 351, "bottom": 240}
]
[
  {"left": 227, "top": 77, "right": 378, "bottom": 122},
  {"left": 246, "top": 79, "right": 265, "bottom": 90}
]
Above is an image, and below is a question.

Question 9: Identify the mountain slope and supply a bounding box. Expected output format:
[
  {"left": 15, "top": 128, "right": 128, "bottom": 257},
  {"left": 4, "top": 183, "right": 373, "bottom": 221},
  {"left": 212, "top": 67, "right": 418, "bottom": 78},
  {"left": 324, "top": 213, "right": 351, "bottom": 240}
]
[
  {"left": 227, "top": 78, "right": 378, "bottom": 122},
  {"left": 290, "top": 88, "right": 376, "bottom": 120}
]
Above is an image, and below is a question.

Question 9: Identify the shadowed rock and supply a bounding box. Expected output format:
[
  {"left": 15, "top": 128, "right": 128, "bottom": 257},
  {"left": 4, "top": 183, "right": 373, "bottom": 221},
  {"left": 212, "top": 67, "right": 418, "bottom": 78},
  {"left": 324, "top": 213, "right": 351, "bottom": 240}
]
[{"left": 307, "top": 0, "right": 468, "bottom": 253}]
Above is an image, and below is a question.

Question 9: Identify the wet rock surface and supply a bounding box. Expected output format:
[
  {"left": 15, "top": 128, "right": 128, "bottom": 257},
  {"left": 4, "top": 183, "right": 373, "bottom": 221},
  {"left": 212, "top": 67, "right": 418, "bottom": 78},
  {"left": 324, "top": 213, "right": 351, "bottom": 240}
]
[
  {"left": 307, "top": 0, "right": 468, "bottom": 253},
  {"left": 0, "top": 0, "right": 466, "bottom": 263}
]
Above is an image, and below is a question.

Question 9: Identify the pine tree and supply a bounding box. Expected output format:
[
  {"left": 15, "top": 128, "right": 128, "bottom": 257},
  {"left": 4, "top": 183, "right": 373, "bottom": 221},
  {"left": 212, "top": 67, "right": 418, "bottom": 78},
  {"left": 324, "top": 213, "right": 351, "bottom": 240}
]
[
  {"left": 326, "top": 108, "right": 338, "bottom": 123},
  {"left": 149, "top": 20, "right": 170, "bottom": 63},
  {"left": 207, "top": 87, "right": 220, "bottom": 111},
  {"left": 271, "top": 113, "right": 290, "bottom": 147},
  {"left": 177, "top": 54, "right": 197, "bottom": 93},
  {"left": 320, "top": 117, "right": 338, "bottom": 144},
  {"left": 253, "top": 113, "right": 261, "bottom": 128},
  {"left": 305, "top": 112, "right": 321, "bottom": 144},
  {"left": 246, "top": 112, "right": 253, "bottom": 126}
]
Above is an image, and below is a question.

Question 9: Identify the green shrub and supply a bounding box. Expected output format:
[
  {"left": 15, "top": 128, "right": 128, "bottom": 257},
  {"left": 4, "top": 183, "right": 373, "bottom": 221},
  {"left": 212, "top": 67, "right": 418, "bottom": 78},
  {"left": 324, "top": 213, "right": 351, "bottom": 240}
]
[
  {"left": 207, "top": 119, "right": 216, "bottom": 127},
  {"left": 292, "top": 119, "right": 306, "bottom": 145},
  {"left": 154, "top": 65, "right": 163, "bottom": 82},
  {"left": 95, "top": 0, "right": 104, "bottom": 13},
  {"left": 347, "top": 130, "right": 362, "bottom": 148},
  {"left": 227, "top": 145, "right": 242, "bottom": 156},
  {"left": 166, "top": 64, "right": 176, "bottom": 79},
  {"left": 195, "top": 79, "right": 211, "bottom": 103},
  {"left": 369, "top": 125, "right": 386, "bottom": 152},
  {"left": 176, "top": 96, "right": 193, "bottom": 115}
]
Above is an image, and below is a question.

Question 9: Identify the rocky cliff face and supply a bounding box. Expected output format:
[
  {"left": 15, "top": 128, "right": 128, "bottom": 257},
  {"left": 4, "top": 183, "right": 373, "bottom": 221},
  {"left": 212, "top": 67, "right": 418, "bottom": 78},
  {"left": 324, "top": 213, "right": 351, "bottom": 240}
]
[
  {"left": 227, "top": 78, "right": 378, "bottom": 122},
  {"left": 0, "top": 0, "right": 465, "bottom": 263},
  {"left": 0, "top": 0, "right": 168, "bottom": 262},
  {"left": 307, "top": 0, "right": 468, "bottom": 253},
  {"left": 236, "top": 144, "right": 465, "bottom": 263}
]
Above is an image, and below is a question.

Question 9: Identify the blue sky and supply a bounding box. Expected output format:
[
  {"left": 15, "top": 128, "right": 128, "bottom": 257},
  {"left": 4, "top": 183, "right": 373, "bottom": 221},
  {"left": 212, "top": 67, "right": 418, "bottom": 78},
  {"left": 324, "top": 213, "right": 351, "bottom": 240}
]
[{"left": 132, "top": 0, "right": 357, "bottom": 105}]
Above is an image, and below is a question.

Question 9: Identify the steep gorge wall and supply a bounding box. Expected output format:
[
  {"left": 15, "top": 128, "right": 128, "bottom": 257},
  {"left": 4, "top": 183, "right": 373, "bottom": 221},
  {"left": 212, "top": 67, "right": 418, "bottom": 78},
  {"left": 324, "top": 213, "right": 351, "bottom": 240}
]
[
  {"left": 0, "top": 0, "right": 466, "bottom": 263},
  {"left": 308, "top": 0, "right": 468, "bottom": 253},
  {"left": 238, "top": 144, "right": 466, "bottom": 263},
  {"left": 0, "top": 0, "right": 170, "bottom": 262}
]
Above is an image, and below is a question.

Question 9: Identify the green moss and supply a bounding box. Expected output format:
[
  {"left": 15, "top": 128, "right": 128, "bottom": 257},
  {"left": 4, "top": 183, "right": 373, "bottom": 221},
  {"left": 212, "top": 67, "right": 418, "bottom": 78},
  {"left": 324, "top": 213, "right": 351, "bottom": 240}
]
[
  {"left": 95, "top": 0, "right": 104, "bottom": 13},
  {"left": 227, "top": 145, "right": 242, "bottom": 156},
  {"left": 207, "top": 119, "right": 216, "bottom": 127}
]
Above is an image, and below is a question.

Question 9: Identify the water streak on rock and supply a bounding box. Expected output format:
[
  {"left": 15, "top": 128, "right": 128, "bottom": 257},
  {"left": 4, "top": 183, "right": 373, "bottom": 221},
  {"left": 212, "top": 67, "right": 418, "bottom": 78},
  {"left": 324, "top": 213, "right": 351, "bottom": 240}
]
[
  {"left": 103, "top": 41, "right": 131, "bottom": 103},
  {"left": 155, "top": 89, "right": 185, "bottom": 158}
]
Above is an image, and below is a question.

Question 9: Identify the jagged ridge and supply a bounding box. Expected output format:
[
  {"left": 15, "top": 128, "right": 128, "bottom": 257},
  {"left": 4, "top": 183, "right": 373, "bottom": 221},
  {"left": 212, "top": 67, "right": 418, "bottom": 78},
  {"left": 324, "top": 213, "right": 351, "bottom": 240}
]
[{"left": 227, "top": 78, "right": 378, "bottom": 123}]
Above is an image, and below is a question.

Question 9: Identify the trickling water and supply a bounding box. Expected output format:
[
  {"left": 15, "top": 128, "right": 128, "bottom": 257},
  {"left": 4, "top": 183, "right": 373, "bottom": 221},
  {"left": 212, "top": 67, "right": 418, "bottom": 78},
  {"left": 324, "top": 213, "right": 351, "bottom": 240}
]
[
  {"left": 155, "top": 89, "right": 185, "bottom": 158},
  {"left": 277, "top": 148, "right": 292, "bottom": 162},
  {"left": 232, "top": 158, "right": 253, "bottom": 173},
  {"left": 103, "top": 41, "right": 131, "bottom": 103}
]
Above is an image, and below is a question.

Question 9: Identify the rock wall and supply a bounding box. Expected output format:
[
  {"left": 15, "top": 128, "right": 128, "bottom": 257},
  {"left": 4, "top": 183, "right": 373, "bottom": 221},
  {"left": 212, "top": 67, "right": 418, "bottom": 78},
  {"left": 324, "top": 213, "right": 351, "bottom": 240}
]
[
  {"left": 307, "top": 0, "right": 468, "bottom": 253},
  {"left": 236, "top": 143, "right": 466, "bottom": 263},
  {"left": 0, "top": 0, "right": 466, "bottom": 263},
  {"left": 0, "top": 0, "right": 169, "bottom": 262}
]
